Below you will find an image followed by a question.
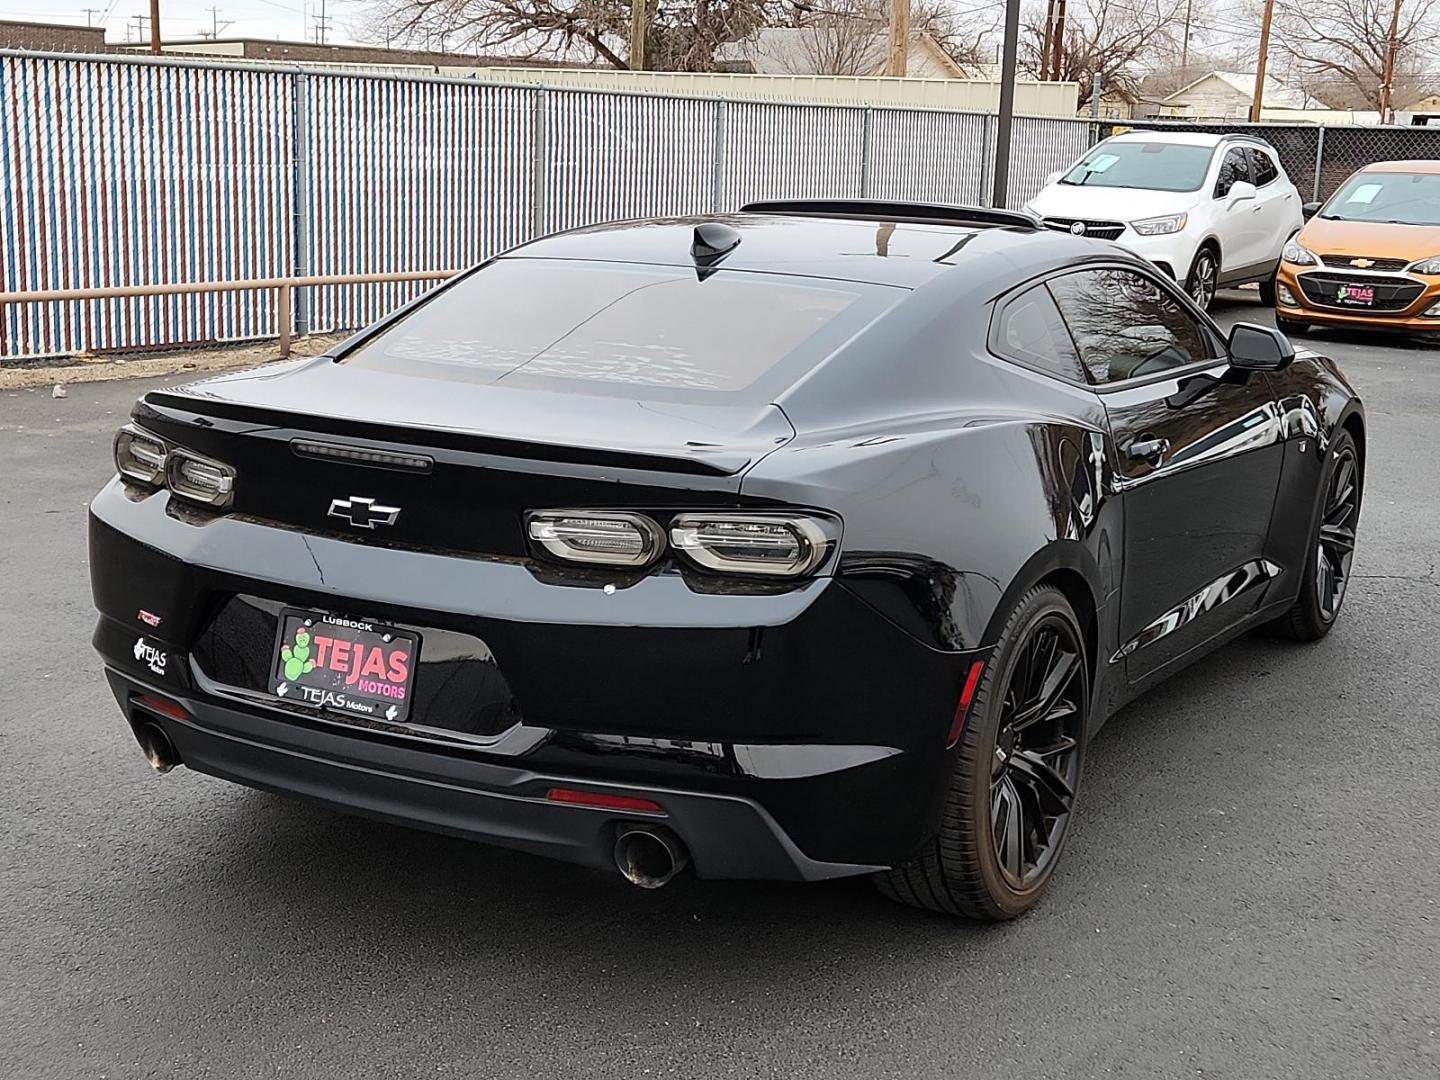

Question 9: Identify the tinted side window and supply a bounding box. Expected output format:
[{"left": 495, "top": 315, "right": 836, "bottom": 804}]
[
  {"left": 1214, "top": 148, "right": 1252, "bottom": 197},
  {"left": 991, "top": 285, "right": 1086, "bottom": 382},
  {"left": 1048, "top": 269, "right": 1213, "bottom": 385},
  {"left": 1250, "top": 148, "right": 1279, "bottom": 186}
]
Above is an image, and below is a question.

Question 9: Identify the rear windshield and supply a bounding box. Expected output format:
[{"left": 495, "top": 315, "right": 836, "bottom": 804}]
[
  {"left": 343, "top": 259, "right": 901, "bottom": 401},
  {"left": 1060, "top": 142, "right": 1214, "bottom": 192},
  {"left": 1322, "top": 170, "right": 1440, "bottom": 225}
]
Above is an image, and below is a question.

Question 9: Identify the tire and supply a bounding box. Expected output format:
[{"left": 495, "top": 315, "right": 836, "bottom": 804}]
[
  {"left": 1258, "top": 276, "right": 1278, "bottom": 306},
  {"left": 1267, "top": 430, "right": 1362, "bottom": 641},
  {"left": 1186, "top": 246, "right": 1219, "bottom": 311},
  {"left": 1276, "top": 316, "right": 1309, "bottom": 336},
  {"left": 874, "top": 585, "right": 1088, "bottom": 920}
]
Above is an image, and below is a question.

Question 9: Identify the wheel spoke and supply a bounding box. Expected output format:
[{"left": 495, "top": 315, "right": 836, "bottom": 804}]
[
  {"left": 1008, "top": 750, "right": 1075, "bottom": 817},
  {"left": 1320, "top": 523, "right": 1356, "bottom": 556},
  {"left": 993, "top": 777, "right": 1024, "bottom": 879},
  {"left": 1011, "top": 647, "right": 1080, "bottom": 732}
]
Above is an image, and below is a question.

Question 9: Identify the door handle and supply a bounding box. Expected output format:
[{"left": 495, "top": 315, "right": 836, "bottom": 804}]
[
  {"left": 1251, "top": 204, "right": 1264, "bottom": 213},
  {"left": 1126, "top": 436, "right": 1170, "bottom": 464}
]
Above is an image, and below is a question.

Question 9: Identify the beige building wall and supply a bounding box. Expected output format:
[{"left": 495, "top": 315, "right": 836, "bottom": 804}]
[{"left": 470, "top": 68, "right": 1081, "bottom": 118}]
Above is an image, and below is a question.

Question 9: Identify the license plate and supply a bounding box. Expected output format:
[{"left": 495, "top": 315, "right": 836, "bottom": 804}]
[
  {"left": 269, "top": 609, "right": 419, "bottom": 724},
  {"left": 1335, "top": 283, "right": 1375, "bottom": 306}
]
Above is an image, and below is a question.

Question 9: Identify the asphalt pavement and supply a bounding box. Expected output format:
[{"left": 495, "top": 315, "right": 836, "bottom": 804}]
[{"left": 3, "top": 293, "right": 1437, "bottom": 1079}]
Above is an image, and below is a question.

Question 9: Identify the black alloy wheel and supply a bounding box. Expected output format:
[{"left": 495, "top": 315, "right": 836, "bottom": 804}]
[
  {"left": 876, "top": 585, "right": 1087, "bottom": 920},
  {"left": 1269, "top": 429, "right": 1362, "bottom": 641},
  {"left": 1315, "top": 442, "right": 1360, "bottom": 621},
  {"left": 1187, "top": 248, "right": 1219, "bottom": 311},
  {"left": 989, "top": 614, "right": 1085, "bottom": 889}
]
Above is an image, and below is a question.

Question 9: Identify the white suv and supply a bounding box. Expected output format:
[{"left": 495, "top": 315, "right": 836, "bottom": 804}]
[{"left": 1024, "top": 131, "right": 1304, "bottom": 311}]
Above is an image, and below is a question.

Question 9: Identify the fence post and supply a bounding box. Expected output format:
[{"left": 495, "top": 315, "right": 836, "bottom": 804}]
[
  {"left": 712, "top": 100, "right": 727, "bottom": 212},
  {"left": 860, "top": 108, "right": 874, "bottom": 198},
  {"left": 290, "top": 70, "right": 312, "bottom": 338},
  {"left": 1312, "top": 126, "right": 1327, "bottom": 203},
  {"left": 531, "top": 88, "right": 551, "bottom": 238},
  {"left": 278, "top": 284, "right": 292, "bottom": 359},
  {"left": 979, "top": 115, "right": 993, "bottom": 206}
]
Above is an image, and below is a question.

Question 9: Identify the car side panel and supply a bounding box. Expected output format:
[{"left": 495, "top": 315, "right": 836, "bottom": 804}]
[{"left": 1259, "top": 350, "right": 1366, "bottom": 607}]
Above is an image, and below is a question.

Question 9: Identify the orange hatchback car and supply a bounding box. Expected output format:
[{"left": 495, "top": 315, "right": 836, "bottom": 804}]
[{"left": 1275, "top": 159, "right": 1440, "bottom": 335}]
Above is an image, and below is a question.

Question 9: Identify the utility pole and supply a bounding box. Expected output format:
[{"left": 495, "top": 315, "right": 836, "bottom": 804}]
[
  {"left": 887, "top": 0, "right": 910, "bottom": 77},
  {"left": 1250, "top": 0, "right": 1274, "bottom": 122},
  {"left": 82, "top": 7, "right": 103, "bottom": 26},
  {"left": 1049, "top": 0, "right": 1067, "bottom": 82},
  {"left": 993, "top": 0, "right": 1021, "bottom": 208},
  {"left": 628, "top": 0, "right": 646, "bottom": 70},
  {"left": 1379, "top": 0, "right": 1404, "bottom": 123},
  {"left": 1040, "top": 0, "right": 1056, "bottom": 81},
  {"left": 205, "top": 5, "right": 231, "bottom": 39},
  {"left": 129, "top": 14, "right": 149, "bottom": 44},
  {"left": 1181, "top": 0, "right": 1193, "bottom": 68},
  {"left": 313, "top": 0, "right": 331, "bottom": 45},
  {"left": 148, "top": 0, "right": 161, "bottom": 53}
]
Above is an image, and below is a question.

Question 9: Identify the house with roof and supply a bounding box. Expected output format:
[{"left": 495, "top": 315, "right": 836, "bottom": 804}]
[
  {"left": 715, "top": 27, "right": 968, "bottom": 79},
  {"left": 1143, "top": 70, "right": 1324, "bottom": 120}
]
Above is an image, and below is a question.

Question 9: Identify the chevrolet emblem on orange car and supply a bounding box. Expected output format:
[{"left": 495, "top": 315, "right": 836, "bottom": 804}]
[{"left": 1275, "top": 159, "right": 1440, "bottom": 334}]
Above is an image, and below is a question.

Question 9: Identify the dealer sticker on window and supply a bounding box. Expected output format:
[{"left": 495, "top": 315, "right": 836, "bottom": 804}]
[{"left": 269, "top": 609, "right": 419, "bottom": 724}]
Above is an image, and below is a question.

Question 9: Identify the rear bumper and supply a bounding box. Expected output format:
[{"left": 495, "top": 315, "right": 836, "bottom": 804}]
[
  {"left": 110, "top": 669, "right": 873, "bottom": 880},
  {"left": 90, "top": 481, "right": 980, "bottom": 877}
]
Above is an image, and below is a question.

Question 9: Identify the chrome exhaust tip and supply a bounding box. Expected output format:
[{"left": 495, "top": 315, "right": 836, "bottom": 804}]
[
  {"left": 613, "top": 826, "right": 688, "bottom": 889},
  {"left": 134, "top": 721, "right": 180, "bottom": 774}
]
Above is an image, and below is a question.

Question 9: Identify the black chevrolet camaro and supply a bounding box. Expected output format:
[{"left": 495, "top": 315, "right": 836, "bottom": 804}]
[{"left": 90, "top": 201, "right": 1364, "bottom": 920}]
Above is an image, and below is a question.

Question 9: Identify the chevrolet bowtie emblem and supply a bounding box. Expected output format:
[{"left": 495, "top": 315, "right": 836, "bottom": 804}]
[
  {"left": 1349, "top": 258, "right": 1375, "bottom": 268},
  {"left": 328, "top": 496, "right": 401, "bottom": 529}
]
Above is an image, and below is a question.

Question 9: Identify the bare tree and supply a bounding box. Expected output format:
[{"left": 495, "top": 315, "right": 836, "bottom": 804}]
[
  {"left": 1272, "top": 0, "right": 1438, "bottom": 110},
  {"left": 1019, "top": 0, "right": 1187, "bottom": 108},
  {"left": 366, "top": 0, "right": 778, "bottom": 70},
  {"left": 736, "top": 0, "right": 994, "bottom": 75}
]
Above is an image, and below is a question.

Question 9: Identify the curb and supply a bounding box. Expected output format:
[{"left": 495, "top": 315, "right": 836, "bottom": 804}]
[{"left": 0, "top": 335, "right": 348, "bottom": 391}]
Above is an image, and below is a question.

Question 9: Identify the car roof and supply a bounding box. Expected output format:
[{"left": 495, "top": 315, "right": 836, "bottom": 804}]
[
  {"left": 503, "top": 210, "right": 1115, "bottom": 290},
  {"left": 1356, "top": 159, "right": 1440, "bottom": 174},
  {"left": 1106, "top": 129, "right": 1231, "bottom": 147}
]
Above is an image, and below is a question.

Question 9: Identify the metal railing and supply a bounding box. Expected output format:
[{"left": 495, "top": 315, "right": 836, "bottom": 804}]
[{"left": 0, "top": 271, "right": 458, "bottom": 360}]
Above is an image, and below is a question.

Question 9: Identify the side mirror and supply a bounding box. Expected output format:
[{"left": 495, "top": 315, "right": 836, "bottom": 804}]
[
  {"left": 1228, "top": 321, "right": 1295, "bottom": 371},
  {"left": 1302, "top": 200, "right": 1322, "bottom": 220},
  {"left": 1228, "top": 181, "right": 1258, "bottom": 205},
  {"left": 1045, "top": 170, "right": 1064, "bottom": 186}
]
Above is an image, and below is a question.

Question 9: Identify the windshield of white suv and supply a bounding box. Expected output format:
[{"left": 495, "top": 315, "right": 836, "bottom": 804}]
[
  {"left": 1321, "top": 171, "right": 1440, "bottom": 226},
  {"left": 1059, "top": 142, "right": 1214, "bottom": 192}
]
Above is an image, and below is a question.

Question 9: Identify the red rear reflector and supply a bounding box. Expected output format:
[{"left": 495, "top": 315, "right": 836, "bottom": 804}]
[
  {"left": 546, "top": 788, "right": 664, "bottom": 813},
  {"left": 134, "top": 694, "right": 188, "bottom": 722},
  {"left": 945, "top": 659, "right": 986, "bottom": 749}
]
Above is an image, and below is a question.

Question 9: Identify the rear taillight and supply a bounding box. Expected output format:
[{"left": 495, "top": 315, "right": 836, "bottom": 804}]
[
  {"left": 669, "top": 514, "right": 836, "bottom": 577},
  {"left": 526, "top": 508, "right": 839, "bottom": 578},
  {"left": 114, "top": 425, "right": 168, "bottom": 485},
  {"left": 526, "top": 511, "right": 664, "bottom": 567},
  {"left": 166, "top": 448, "right": 236, "bottom": 509},
  {"left": 113, "top": 424, "right": 236, "bottom": 509}
]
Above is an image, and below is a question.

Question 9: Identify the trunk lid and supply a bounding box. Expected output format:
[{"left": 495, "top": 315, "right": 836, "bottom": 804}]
[{"left": 138, "top": 358, "right": 794, "bottom": 558}]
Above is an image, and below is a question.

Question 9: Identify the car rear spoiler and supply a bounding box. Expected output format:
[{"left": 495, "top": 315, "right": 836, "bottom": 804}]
[{"left": 739, "top": 199, "right": 1039, "bottom": 231}]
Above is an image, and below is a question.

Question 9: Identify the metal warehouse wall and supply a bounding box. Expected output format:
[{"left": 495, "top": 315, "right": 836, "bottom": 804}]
[{"left": 0, "top": 50, "right": 1094, "bottom": 360}]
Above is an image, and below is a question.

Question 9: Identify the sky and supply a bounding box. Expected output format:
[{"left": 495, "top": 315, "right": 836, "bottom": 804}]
[{"left": 1, "top": 0, "right": 368, "bottom": 46}]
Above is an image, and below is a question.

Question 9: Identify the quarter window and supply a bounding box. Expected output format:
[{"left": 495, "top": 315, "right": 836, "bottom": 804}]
[
  {"left": 991, "top": 285, "right": 1086, "bottom": 382},
  {"left": 1047, "top": 269, "right": 1213, "bottom": 385},
  {"left": 1250, "top": 148, "right": 1280, "bottom": 187},
  {"left": 1215, "top": 148, "right": 1252, "bottom": 197}
]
